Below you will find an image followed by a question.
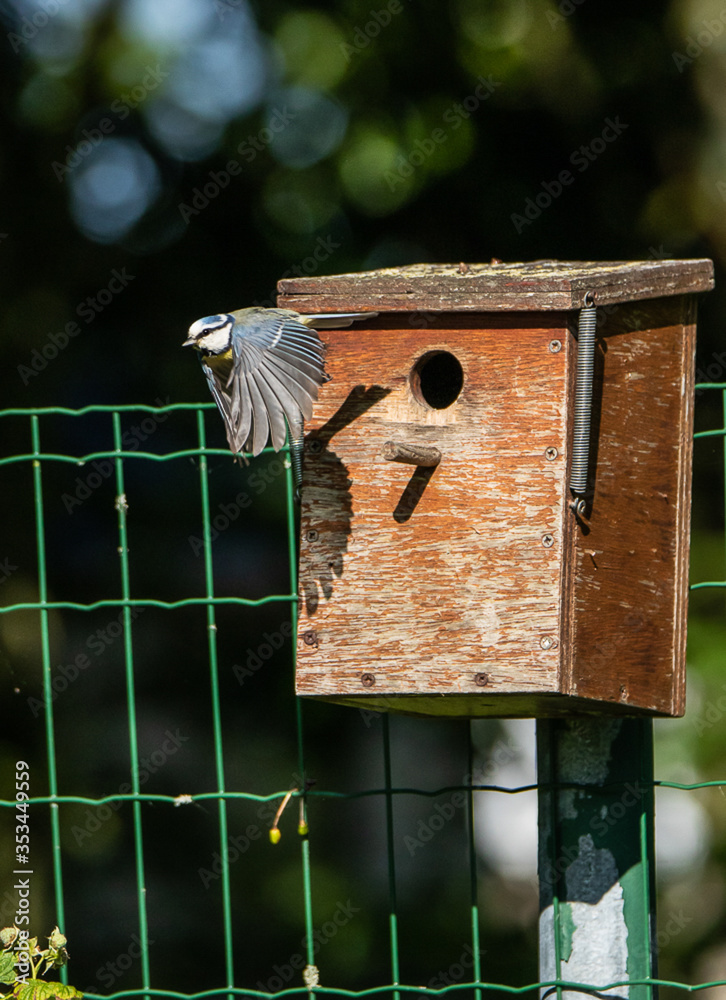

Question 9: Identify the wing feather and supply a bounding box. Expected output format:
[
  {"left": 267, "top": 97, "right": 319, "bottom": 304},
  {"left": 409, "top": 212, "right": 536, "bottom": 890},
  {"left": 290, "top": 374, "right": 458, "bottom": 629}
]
[
  {"left": 299, "top": 312, "right": 378, "bottom": 328},
  {"left": 243, "top": 372, "right": 272, "bottom": 457},
  {"left": 252, "top": 351, "right": 321, "bottom": 402},
  {"left": 255, "top": 359, "right": 316, "bottom": 435},
  {"left": 200, "top": 358, "right": 237, "bottom": 451},
  {"left": 228, "top": 310, "right": 329, "bottom": 456},
  {"left": 246, "top": 366, "right": 289, "bottom": 452},
  {"left": 237, "top": 323, "right": 325, "bottom": 371},
  {"left": 200, "top": 358, "right": 255, "bottom": 459},
  {"left": 194, "top": 308, "right": 377, "bottom": 465}
]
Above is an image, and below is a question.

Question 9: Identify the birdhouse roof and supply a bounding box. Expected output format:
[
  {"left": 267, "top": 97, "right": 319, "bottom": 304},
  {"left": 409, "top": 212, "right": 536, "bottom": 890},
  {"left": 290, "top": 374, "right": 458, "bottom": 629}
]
[{"left": 277, "top": 259, "right": 714, "bottom": 313}]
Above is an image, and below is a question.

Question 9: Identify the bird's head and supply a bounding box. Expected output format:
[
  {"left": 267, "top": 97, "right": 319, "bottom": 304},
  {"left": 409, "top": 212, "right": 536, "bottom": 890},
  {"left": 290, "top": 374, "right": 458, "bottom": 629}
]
[{"left": 183, "top": 314, "right": 235, "bottom": 355}]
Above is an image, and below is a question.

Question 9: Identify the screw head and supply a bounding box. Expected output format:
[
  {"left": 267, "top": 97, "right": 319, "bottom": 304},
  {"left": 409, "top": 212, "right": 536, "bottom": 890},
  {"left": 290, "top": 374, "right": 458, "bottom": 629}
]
[
  {"left": 308, "top": 439, "right": 323, "bottom": 454},
  {"left": 474, "top": 672, "right": 489, "bottom": 687},
  {"left": 549, "top": 339, "right": 562, "bottom": 353},
  {"left": 540, "top": 635, "right": 558, "bottom": 651},
  {"left": 306, "top": 529, "right": 319, "bottom": 542},
  {"left": 302, "top": 630, "right": 318, "bottom": 647},
  {"left": 542, "top": 533, "right": 555, "bottom": 548},
  {"left": 545, "top": 447, "right": 558, "bottom": 461},
  {"left": 360, "top": 673, "right": 376, "bottom": 688}
]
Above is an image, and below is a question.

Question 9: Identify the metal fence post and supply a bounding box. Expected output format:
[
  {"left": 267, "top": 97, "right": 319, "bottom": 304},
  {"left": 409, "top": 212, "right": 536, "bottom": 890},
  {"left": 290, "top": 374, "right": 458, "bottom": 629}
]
[{"left": 537, "top": 718, "right": 656, "bottom": 1000}]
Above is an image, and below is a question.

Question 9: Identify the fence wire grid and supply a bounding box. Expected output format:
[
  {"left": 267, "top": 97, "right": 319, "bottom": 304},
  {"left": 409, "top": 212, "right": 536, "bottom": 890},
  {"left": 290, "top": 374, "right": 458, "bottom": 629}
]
[{"left": 0, "top": 389, "right": 725, "bottom": 1000}]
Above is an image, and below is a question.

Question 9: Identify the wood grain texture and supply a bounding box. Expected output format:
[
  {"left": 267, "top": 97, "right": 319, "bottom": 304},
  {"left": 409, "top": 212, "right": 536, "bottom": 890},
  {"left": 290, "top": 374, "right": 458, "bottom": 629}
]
[
  {"left": 296, "top": 314, "right": 571, "bottom": 704},
  {"left": 562, "top": 295, "right": 697, "bottom": 716},
  {"left": 287, "top": 262, "right": 708, "bottom": 718},
  {"left": 278, "top": 260, "right": 714, "bottom": 313}
]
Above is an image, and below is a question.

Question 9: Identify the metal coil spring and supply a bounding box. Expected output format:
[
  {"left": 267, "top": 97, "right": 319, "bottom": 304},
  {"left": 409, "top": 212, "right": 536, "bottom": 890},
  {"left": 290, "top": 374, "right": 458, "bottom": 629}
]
[
  {"left": 289, "top": 428, "right": 304, "bottom": 498},
  {"left": 569, "top": 298, "right": 597, "bottom": 496}
]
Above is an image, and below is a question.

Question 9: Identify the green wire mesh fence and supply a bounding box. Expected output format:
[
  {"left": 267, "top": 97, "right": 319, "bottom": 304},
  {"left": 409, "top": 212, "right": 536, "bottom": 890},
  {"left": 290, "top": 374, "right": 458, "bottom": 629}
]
[{"left": 0, "top": 389, "right": 724, "bottom": 999}]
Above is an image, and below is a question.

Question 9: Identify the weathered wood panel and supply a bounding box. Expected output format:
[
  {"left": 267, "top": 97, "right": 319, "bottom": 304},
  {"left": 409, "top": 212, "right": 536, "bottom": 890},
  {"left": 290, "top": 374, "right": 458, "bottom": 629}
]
[
  {"left": 296, "top": 314, "right": 571, "bottom": 703},
  {"left": 284, "top": 261, "right": 709, "bottom": 718},
  {"left": 564, "top": 296, "right": 696, "bottom": 715},
  {"left": 278, "top": 260, "right": 713, "bottom": 313}
]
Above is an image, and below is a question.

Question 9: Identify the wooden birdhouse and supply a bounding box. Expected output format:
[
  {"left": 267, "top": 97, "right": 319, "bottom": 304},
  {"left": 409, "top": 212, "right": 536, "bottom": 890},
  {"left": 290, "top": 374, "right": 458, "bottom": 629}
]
[{"left": 277, "top": 260, "right": 714, "bottom": 718}]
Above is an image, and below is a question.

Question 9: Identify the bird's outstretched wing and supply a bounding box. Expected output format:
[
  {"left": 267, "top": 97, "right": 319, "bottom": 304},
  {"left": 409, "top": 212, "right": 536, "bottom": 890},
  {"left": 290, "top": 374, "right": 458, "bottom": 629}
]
[
  {"left": 229, "top": 310, "right": 329, "bottom": 457},
  {"left": 198, "top": 356, "right": 249, "bottom": 465},
  {"left": 302, "top": 312, "right": 377, "bottom": 329}
]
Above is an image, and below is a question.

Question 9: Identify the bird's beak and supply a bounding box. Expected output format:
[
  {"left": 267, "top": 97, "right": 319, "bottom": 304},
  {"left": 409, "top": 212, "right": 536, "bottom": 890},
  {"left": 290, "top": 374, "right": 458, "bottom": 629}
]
[{"left": 182, "top": 337, "right": 196, "bottom": 347}]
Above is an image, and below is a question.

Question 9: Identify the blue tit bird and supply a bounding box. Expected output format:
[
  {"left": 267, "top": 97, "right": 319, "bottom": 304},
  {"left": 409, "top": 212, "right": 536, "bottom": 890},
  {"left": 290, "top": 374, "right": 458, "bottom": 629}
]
[{"left": 183, "top": 307, "right": 376, "bottom": 493}]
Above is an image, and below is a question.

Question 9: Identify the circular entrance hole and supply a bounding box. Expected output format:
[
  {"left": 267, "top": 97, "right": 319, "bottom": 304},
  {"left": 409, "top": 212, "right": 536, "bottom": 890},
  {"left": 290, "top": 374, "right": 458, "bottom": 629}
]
[{"left": 411, "top": 351, "right": 464, "bottom": 409}]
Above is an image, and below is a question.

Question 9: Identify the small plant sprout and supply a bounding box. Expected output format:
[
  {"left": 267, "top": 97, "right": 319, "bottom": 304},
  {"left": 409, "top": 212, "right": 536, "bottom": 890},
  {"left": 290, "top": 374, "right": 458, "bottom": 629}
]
[
  {"left": 269, "top": 788, "right": 297, "bottom": 844},
  {"left": 298, "top": 796, "right": 308, "bottom": 837},
  {"left": 0, "top": 926, "right": 82, "bottom": 1000}
]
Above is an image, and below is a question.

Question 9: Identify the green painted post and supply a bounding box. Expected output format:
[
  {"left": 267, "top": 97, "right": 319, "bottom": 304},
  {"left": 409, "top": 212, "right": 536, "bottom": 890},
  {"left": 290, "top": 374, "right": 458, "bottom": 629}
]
[{"left": 537, "top": 718, "right": 656, "bottom": 1000}]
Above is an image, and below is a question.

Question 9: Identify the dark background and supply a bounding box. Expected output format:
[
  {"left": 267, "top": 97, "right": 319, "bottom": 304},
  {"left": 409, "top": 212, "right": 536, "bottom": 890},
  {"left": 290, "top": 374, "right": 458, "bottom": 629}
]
[{"left": 1, "top": 0, "right": 725, "bottom": 996}]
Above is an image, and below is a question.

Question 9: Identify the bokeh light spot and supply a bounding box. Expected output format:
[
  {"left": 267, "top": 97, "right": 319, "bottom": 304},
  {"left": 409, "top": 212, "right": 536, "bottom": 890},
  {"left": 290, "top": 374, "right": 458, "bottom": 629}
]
[
  {"left": 69, "top": 138, "right": 162, "bottom": 244},
  {"left": 274, "top": 11, "right": 349, "bottom": 90},
  {"left": 268, "top": 87, "right": 348, "bottom": 169}
]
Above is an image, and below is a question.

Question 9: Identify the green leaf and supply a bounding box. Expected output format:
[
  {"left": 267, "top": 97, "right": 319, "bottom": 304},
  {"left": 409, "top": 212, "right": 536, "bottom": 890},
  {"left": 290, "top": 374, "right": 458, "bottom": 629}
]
[
  {"left": 15, "top": 981, "right": 82, "bottom": 1000},
  {"left": 0, "top": 952, "right": 16, "bottom": 985}
]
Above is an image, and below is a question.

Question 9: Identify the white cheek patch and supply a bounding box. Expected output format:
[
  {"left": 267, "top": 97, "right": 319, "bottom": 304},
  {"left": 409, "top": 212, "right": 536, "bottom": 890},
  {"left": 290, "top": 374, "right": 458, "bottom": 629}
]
[{"left": 199, "top": 327, "right": 232, "bottom": 353}]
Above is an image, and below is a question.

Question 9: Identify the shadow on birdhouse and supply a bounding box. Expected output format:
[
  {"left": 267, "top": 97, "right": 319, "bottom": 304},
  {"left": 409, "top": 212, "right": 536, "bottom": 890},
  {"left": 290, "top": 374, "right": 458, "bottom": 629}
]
[
  {"left": 277, "top": 260, "right": 714, "bottom": 719},
  {"left": 301, "top": 384, "right": 391, "bottom": 615}
]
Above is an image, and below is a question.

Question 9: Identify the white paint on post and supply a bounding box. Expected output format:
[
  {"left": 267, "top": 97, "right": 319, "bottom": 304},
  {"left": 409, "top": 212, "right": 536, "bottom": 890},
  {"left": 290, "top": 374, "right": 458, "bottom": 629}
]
[{"left": 540, "top": 875, "right": 629, "bottom": 999}]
